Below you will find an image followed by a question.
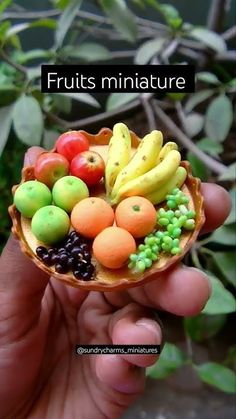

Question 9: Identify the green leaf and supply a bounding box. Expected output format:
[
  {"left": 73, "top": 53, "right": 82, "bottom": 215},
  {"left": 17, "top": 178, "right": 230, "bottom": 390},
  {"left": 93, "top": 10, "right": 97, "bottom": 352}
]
[
  {"left": 209, "top": 224, "right": 236, "bottom": 246},
  {"left": 158, "top": 3, "right": 182, "bottom": 28},
  {"left": 145, "top": 1, "right": 182, "bottom": 28},
  {"left": 53, "top": 94, "right": 72, "bottom": 114},
  {"left": 43, "top": 129, "right": 60, "bottom": 149},
  {"left": 189, "top": 27, "right": 226, "bottom": 53},
  {"left": 184, "top": 314, "right": 226, "bottom": 342},
  {"left": 5, "top": 23, "right": 29, "bottom": 38},
  {"left": 184, "top": 90, "right": 214, "bottom": 113},
  {"left": 57, "top": 92, "right": 100, "bottom": 108},
  {"left": 197, "top": 137, "right": 223, "bottom": 157},
  {"left": 16, "top": 49, "right": 54, "bottom": 64},
  {"left": 147, "top": 343, "right": 186, "bottom": 379},
  {"left": 218, "top": 163, "right": 236, "bottom": 181},
  {"left": 0, "top": 0, "right": 12, "bottom": 14},
  {"left": 0, "top": 21, "right": 11, "bottom": 41},
  {"left": 135, "top": 37, "right": 167, "bottom": 64},
  {"left": 0, "top": 105, "right": 13, "bottom": 156},
  {"left": 30, "top": 19, "right": 57, "bottom": 30},
  {"left": 62, "top": 43, "right": 112, "bottom": 61},
  {"left": 225, "top": 188, "right": 236, "bottom": 224},
  {"left": 197, "top": 72, "right": 220, "bottom": 85},
  {"left": 55, "top": 0, "right": 83, "bottom": 48},
  {"left": 211, "top": 252, "right": 236, "bottom": 288},
  {"left": 202, "top": 273, "right": 236, "bottom": 315},
  {"left": 195, "top": 363, "right": 236, "bottom": 393},
  {"left": 12, "top": 95, "right": 44, "bottom": 146},
  {"left": 100, "top": 0, "right": 137, "bottom": 43},
  {"left": 182, "top": 112, "right": 204, "bottom": 137},
  {"left": 205, "top": 95, "right": 233, "bottom": 142},
  {"left": 106, "top": 92, "right": 140, "bottom": 111},
  {"left": 51, "top": 0, "right": 70, "bottom": 9},
  {"left": 187, "top": 151, "right": 209, "bottom": 181}
]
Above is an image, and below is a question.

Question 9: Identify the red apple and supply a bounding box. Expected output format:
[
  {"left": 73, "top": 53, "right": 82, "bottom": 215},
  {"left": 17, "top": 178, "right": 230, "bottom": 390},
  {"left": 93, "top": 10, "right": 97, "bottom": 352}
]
[
  {"left": 70, "top": 151, "right": 105, "bottom": 186},
  {"left": 56, "top": 131, "right": 89, "bottom": 161},
  {"left": 34, "top": 152, "right": 70, "bottom": 188}
]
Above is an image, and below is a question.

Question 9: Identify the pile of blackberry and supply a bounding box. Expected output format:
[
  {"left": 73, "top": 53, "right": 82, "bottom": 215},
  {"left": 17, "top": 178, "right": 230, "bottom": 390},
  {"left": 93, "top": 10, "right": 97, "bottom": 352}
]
[{"left": 36, "top": 231, "right": 95, "bottom": 281}]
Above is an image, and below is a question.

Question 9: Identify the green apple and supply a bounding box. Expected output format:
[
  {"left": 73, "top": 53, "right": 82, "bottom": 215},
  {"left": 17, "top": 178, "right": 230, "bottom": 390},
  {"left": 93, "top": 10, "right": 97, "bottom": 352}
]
[
  {"left": 52, "top": 176, "right": 89, "bottom": 213},
  {"left": 14, "top": 180, "right": 52, "bottom": 218},
  {"left": 31, "top": 205, "right": 70, "bottom": 245}
]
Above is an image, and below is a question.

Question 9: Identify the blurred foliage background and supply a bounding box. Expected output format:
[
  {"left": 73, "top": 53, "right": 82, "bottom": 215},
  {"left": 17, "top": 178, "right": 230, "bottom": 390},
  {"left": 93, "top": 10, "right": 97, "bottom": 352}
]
[{"left": 0, "top": 0, "right": 235, "bottom": 395}]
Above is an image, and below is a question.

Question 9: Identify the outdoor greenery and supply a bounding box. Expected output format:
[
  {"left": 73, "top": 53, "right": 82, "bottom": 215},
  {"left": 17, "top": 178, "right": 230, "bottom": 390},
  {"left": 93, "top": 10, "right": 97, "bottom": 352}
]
[{"left": 0, "top": 0, "right": 235, "bottom": 394}]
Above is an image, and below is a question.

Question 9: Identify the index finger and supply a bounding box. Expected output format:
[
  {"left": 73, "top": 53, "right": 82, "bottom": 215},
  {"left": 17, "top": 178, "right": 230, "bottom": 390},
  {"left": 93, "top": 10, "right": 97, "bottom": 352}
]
[{"left": 200, "top": 183, "right": 231, "bottom": 234}]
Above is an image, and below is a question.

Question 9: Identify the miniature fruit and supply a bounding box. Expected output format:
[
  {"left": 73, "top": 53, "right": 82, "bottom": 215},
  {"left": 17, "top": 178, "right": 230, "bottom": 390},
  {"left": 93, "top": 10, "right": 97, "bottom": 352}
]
[
  {"left": 70, "top": 150, "right": 105, "bottom": 186},
  {"left": 156, "top": 141, "right": 178, "bottom": 164},
  {"left": 115, "top": 196, "right": 156, "bottom": 238},
  {"left": 31, "top": 205, "right": 70, "bottom": 245},
  {"left": 52, "top": 176, "right": 89, "bottom": 213},
  {"left": 34, "top": 152, "right": 70, "bottom": 188},
  {"left": 71, "top": 197, "right": 114, "bottom": 238},
  {"left": 105, "top": 123, "right": 131, "bottom": 196},
  {"left": 145, "top": 166, "right": 187, "bottom": 205},
  {"left": 35, "top": 231, "right": 95, "bottom": 279},
  {"left": 111, "top": 130, "right": 163, "bottom": 199},
  {"left": 14, "top": 180, "right": 52, "bottom": 218},
  {"left": 93, "top": 226, "right": 136, "bottom": 269},
  {"left": 56, "top": 130, "right": 89, "bottom": 161},
  {"left": 111, "top": 150, "right": 181, "bottom": 204}
]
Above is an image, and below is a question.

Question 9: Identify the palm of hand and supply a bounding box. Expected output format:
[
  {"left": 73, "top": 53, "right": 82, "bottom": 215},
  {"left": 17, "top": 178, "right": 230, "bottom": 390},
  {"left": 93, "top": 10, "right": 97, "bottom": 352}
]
[{"left": 0, "top": 147, "right": 231, "bottom": 419}]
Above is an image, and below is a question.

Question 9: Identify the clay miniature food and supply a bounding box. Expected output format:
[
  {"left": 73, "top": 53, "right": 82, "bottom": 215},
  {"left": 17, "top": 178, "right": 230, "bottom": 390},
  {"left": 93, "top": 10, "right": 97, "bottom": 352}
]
[{"left": 9, "top": 124, "right": 204, "bottom": 291}]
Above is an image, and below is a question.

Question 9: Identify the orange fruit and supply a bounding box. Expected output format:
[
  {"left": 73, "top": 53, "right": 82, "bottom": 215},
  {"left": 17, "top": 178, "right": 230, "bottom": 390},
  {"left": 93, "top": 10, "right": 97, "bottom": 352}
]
[
  {"left": 71, "top": 197, "right": 114, "bottom": 238},
  {"left": 93, "top": 226, "right": 136, "bottom": 269},
  {"left": 115, "top": 196, "right": 156, "bottom": 238}
]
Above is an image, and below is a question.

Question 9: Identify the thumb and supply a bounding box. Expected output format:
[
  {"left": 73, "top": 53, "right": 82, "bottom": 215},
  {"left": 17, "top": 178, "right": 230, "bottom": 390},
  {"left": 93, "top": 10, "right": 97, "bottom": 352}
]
[{"left": 0, "top": 147, "right": 49, "bottom": 342}]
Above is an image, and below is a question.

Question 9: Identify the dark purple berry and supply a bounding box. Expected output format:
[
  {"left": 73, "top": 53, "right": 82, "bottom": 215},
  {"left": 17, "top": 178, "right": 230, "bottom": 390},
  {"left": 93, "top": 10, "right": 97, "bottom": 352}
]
[
  {"left": 71, "top": 246, "right": 83, "bottom": 258},
  {"left": 59, "top": 253, "right": 68, "bottom": 263},
  {"left": 87, "top": 264, "right": 95, "bottom": 276},
  {"left": 55, "top": 263, "right": 68, "bottom": 274},
  {"left": 65, "top": 243, "right": 73, "bottom": 252},
  {"left": 73, "top": 270, "right": 81, "bottom": 279},
  {"left": 72, "top": 237, "right": 81, "bottom": 246},
  {"left": 80, "top": 243, "right": 89, "bottom": 252},
  {"left": 58, "top": 247, "right": 66, "bottom": 254},
  {"left": 42, "top": 254, "right": 53, "bottom": 266},
  {"left": 67, "top": 257, "right": 76, "bottom": 268},
  {"left": 83, "top": 251, "right": 91, "bottom": 261},
  {"left": 36, "top": 246, "right": 48, "bottom": 258},
  {"left": 51, "top": 254, "right": 60, "bottom": 264},
  {"left": 69, "top": 231, "right": 77, "bottom": 239},
  {"left": 48, "top": 248, "right": 56, "bottom": 257},
  {"left": 80, "top": 271, "right": 92, "bottom": 281}
]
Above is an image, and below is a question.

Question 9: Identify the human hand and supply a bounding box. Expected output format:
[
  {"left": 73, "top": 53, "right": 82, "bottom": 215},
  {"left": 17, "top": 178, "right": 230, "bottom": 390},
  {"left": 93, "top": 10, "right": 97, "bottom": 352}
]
[{"left": 0, "top": 147, "right": 231, "bottom": 419}]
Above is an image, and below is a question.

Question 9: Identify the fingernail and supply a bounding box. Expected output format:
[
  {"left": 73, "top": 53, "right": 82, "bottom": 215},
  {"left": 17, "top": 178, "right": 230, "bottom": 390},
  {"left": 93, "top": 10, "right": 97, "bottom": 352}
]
[
  {"left": 189, "top": 267, "right": 212, "bottom": 295},
  {"left": 136, "top": 318, "right": 161, "bottom": 343}
]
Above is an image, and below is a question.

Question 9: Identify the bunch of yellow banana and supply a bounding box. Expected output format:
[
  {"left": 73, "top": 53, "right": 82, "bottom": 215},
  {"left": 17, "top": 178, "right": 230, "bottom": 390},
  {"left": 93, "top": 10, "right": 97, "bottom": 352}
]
[{"left": 105, "top": 123, "right": 187, "bottom": 205}]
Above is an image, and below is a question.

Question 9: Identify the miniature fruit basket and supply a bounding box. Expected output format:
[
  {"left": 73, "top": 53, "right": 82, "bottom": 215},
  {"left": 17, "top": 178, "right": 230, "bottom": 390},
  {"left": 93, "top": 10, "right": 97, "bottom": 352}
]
[{"left": 9, "top": 126, "right": 205, "bottom": 292}]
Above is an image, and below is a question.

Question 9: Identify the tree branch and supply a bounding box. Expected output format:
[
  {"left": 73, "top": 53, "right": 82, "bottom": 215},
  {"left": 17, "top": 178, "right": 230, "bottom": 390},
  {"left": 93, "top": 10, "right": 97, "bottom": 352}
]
[
  {"left": 0, "top": 50, "right": 27, "bottom": 77},
  {"left": 44, "top": 98, "right": 142, "bottom": 129},
  {"left": 151, "top": 100, "right": 227, "bottom": 175},
  {"left": 207, "top": 0, "right": 227, "bottom": 32},
  {"left": 140, "top": 94, "right": 156, "bottom": 131},
  {"left": 222, "top": 25, "right": 236, "bottom": 40}
]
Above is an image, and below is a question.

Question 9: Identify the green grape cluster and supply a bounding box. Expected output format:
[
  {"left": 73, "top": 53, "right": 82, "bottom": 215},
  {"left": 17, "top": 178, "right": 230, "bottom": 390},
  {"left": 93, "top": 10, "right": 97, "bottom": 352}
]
[{"left": 128, "top": 188, "right": 196, "bottom": 273}]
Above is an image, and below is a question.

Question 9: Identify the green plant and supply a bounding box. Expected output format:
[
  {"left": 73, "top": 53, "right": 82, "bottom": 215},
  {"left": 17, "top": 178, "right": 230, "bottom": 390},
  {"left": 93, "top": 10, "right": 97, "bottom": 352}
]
[{"left": 0, "top": 0, "right": 235, "bottom": 393}]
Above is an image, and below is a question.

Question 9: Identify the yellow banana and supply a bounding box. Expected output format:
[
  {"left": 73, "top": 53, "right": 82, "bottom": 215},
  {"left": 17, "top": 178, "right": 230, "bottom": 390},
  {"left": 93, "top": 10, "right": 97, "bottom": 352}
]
[
  {"left": 105, "top": 123, "right": 131, "bottom": 196},
  {"left": 145, "top": 166, "right": 187, "bottom": 204},
  {"left": 111, "top": 150, "right": 181, "bottom": 204},
  {"left": 111, "top": 130, "right": 163, "bottom": 199},
  {"left": 156, "top": 141, "right": 178, "bottom": 164}
]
